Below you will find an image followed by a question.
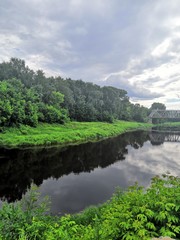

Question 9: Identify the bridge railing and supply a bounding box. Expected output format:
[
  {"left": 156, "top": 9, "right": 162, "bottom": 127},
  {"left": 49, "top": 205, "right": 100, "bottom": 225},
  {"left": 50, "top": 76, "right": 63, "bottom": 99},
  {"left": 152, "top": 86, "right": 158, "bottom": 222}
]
[{"left": 148, "top": 110, "right": 180, "bottom": 120}]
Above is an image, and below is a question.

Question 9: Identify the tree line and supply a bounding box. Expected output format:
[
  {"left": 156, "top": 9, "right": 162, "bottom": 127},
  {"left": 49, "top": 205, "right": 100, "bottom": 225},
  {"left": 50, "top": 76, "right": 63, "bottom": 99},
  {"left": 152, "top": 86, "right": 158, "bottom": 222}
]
[{"left": 0, "top": 58, "right": 165, "bottom": 127}]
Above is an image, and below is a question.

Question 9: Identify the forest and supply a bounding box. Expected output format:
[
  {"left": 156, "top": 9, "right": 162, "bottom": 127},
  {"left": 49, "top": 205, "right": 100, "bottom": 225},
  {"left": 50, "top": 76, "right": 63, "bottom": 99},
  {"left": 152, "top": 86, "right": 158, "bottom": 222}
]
[{"left": 0, "top": 58, "right": 156, "bottom": 128}]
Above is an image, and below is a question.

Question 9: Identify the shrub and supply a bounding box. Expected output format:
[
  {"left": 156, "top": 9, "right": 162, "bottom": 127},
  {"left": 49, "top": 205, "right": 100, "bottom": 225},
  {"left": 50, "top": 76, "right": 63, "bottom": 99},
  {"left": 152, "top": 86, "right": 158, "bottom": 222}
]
[{"left": 0, "top": 175, "right": 179, "bottom": 239}]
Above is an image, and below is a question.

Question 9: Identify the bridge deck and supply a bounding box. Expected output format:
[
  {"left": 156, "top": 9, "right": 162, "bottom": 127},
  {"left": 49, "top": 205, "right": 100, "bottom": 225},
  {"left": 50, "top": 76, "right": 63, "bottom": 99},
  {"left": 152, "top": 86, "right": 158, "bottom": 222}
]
[{"left": 149, "top": 110, "right": 180, "bottom": 119}]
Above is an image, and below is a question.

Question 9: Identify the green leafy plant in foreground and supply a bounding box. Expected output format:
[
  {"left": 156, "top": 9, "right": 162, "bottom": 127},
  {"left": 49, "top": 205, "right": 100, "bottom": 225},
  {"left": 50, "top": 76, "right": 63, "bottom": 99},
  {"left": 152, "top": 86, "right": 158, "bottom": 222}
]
[
  {"left": 0, "top": 174, "right": 179, "bottom": 239},
  {"left": 0, "top": 185, "right": 52, "bottom": 240},
  {"left": 96, "top": 174, "right": 180, "bottom": 240}
]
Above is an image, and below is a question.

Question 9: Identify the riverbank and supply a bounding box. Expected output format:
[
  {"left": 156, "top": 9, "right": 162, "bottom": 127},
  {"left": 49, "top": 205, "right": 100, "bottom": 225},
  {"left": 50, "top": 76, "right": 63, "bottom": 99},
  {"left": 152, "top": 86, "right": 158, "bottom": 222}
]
[
  {"left": 0, "top": 121, "right": 151, "bottom": 148},
  {"left": 157, "top": 122, "right": 180, "bottom": 128}
]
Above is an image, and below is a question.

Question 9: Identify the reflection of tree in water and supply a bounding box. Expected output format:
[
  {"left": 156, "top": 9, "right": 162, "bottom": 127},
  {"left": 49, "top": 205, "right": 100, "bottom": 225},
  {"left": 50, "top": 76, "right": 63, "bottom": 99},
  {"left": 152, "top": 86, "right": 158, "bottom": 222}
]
[
  {"left": 149, "top": 132, "right": 165, "bottom": 146},
  {"left": 0, "top": 131, "right": 149, "bottom": 202}
]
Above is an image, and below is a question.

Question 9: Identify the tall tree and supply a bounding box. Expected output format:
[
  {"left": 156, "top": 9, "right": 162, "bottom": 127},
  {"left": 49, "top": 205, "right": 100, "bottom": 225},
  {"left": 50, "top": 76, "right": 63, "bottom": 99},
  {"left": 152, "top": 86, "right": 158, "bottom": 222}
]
[
  {"left": 0, "top": 79, "right": 39, "bottom": 127},
  {"left": 150, "top": 102, "right": 166, "bottom": 110},
  {"left": 0, "top": 58, "right": 150, "bottom": 124}
]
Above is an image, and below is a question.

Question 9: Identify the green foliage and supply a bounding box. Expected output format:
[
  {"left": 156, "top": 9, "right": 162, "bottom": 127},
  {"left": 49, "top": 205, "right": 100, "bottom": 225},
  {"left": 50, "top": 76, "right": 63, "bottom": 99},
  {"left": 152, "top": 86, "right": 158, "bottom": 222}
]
[
  {"left": 39, "top": 103, "right": 69, "bottom": 124},
  {"left": 0, "top": 58, "right": 150, "bottom": 124},
  {"left": 50, "top": 91, "right": 64, "bottom": 106},
  {"left": 150, "top": 102, "right": 166, "bottom": 110},
  {"left": 98, "top": 175, "right": 180, "bottom": 240},
  {"left": 0, "top": 79, "right": 39, "bottom": 127},
  {"left": 0, "top": 78, "right": 68, "bottom": 127},
  {"left": 0, "top": 121, "right": 151, "bottom": 147},
  {"left": 0, "top": 175, "right": 179, "bottom": 239},
  {"left": 0, "top": 185, "right": 51, "bottom": 240}
]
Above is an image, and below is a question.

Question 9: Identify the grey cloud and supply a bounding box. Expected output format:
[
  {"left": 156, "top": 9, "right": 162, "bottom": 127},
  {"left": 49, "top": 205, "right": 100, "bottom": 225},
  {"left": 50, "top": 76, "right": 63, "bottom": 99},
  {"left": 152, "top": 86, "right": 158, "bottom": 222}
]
[
  {"left": 0, "top": 0, "right": 162, "bottom": 75},
  {"left": 100, "top": 75, "right": 164, "bottom": 100},
  {"left": 159, "top": 76, "right": 180, "bottom": 88},
  {"left": 1, "top": 0, "right": 180, "bottom": 107},
  {"left": 143, "top": 77, "right": 162, "bottom": 86}
]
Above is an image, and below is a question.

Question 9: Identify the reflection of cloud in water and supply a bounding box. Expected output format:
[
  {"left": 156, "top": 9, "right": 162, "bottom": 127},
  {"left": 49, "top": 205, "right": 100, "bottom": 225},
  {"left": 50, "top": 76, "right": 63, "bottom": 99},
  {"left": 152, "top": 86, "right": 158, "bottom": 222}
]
[
  {"left": 39, "top": 140, "right": 180, "bottom": 214},
  {"left": 113, "top": 141, "right": 180, "bottom": 186},
  {"left": 40, "top": 168, "right": 130, "bottom": 215}
]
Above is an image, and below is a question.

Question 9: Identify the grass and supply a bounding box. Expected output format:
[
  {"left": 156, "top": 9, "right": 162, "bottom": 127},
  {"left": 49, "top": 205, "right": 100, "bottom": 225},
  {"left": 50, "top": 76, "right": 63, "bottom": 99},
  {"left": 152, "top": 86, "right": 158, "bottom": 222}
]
[{"left": 0, "top": 121, "right": 151, "bottom": 148}]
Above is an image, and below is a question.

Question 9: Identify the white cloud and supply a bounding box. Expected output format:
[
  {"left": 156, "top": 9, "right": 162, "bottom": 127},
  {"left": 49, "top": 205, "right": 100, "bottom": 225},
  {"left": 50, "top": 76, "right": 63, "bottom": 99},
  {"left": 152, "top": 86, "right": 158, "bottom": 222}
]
[
  {"left": 151, "top": 38, "right": 171, "bottom": 57},
  {"left": 113, "top": 141, "right": 180, "bottom": 183}
]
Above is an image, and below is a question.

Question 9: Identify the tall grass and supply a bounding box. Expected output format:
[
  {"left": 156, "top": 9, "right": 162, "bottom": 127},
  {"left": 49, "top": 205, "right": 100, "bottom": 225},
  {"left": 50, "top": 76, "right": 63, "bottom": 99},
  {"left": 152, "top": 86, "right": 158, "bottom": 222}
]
[{"left": 0, "top": 121, "right": 151, "bottom": 148}]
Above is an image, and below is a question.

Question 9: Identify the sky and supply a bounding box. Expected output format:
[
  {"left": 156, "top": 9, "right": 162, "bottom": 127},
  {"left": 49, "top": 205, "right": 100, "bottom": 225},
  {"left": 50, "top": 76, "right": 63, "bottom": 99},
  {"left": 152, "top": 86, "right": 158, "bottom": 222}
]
[{"left": 0, "top": 0, "right": 180, "bottom": 109}]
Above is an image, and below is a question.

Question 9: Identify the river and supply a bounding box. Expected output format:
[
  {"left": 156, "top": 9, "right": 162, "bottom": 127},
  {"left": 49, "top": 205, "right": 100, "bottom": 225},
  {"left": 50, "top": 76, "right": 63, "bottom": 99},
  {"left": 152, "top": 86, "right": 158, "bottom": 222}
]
[{"left": 0, "top": 130, "right": 179, "bottom": 215}]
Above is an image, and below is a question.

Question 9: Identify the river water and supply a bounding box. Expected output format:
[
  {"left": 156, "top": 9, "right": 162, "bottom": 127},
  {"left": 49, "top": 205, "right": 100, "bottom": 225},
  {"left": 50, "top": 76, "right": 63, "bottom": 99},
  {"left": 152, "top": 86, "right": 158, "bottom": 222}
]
[{"left": 0, "top": 130, "right": 179, "bottom": 215}]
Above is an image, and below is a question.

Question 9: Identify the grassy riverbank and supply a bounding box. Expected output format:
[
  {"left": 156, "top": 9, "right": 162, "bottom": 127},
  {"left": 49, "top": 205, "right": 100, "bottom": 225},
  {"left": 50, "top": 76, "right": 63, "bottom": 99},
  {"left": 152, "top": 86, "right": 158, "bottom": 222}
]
[
  {"left": 157, "top": 122, "right": 180, "bottom": 128},
  {"left": 0, "top": 121, "right": 151, "bottom": 148},
  {"left": 0, "top": 174, "right": 179, "bottom": 239}
]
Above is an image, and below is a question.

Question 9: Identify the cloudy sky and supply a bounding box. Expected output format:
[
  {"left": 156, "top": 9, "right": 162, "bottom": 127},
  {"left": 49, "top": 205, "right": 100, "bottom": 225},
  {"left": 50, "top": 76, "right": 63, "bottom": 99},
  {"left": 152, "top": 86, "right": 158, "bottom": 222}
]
[{"left": 1, "top": 0, "right": 180, "bottom": 109}]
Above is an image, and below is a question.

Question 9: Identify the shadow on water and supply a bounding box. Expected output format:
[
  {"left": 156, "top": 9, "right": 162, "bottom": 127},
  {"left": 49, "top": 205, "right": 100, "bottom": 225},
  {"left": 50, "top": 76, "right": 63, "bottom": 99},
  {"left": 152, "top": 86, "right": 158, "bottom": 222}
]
[{"left": 0, "top": 131, "right": 149, "bottom": 203}]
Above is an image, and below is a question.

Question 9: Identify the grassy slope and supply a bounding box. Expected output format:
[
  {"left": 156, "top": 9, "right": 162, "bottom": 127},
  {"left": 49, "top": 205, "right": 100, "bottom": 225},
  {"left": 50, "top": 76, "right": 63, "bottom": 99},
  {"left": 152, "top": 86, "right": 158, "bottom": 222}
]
[{"left": 0, "top": 121, "right": 151, "bottom": 148}]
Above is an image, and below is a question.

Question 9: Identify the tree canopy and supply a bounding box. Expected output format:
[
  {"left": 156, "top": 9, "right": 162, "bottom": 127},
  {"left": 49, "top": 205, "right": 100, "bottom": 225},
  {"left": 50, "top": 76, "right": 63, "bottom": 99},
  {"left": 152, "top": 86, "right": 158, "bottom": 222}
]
[
  {"left": 150, "top": 102, "right": 166, "bottom": 110},
  {"left": 0, "top": 58, "right": 158, "bottom": 127}
]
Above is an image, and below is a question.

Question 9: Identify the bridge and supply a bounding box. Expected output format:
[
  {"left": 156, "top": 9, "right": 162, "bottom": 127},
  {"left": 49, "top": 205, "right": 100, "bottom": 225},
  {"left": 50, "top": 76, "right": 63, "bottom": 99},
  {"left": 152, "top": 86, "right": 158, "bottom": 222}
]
[{"left": 148, "top": 110, "right": 180, "bottom": 123}]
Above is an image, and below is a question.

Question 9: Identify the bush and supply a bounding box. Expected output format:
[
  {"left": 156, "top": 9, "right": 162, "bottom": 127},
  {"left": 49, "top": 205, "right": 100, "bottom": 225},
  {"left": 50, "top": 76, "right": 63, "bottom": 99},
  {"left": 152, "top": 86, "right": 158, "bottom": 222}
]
[
  {"left": 39, "top": 104, "right": 69, "bottom": 124},
  {"left": 0, "top": 185, "right": 51, "bottom": 240},
  {"left": 0, "top": 175, "right": 179, "bottom": 239}
]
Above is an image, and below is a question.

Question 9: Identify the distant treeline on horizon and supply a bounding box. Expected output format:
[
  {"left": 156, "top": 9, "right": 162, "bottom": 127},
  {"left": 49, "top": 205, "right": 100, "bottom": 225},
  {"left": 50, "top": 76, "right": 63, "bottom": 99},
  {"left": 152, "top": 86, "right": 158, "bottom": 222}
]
[{"left": 0, "top": 58, "right": 165, "bottom": 127}]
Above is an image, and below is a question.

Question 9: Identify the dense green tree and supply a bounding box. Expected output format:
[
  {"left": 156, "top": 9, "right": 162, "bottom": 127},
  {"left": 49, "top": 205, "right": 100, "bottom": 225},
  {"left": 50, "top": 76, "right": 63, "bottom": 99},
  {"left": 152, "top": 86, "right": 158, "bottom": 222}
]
[
  {"left": 150, "top": 102, "right": 166, "bottom": 110},
  {"left": 132, "top": 104, "right": 149, "bottom": 122},
  {"left": 0, "top": 79, "right": 39, "bottom": 127},
  {"left": 0, "top": 58, "right": 150, "bottom": 125},
  {"left": 0, "top": 78, "right": 68, "bottom": 127},
  {"left": 0, "top": 58, "right": 35, "bottom": 88},
  {"left": 39, "top": 104, "right": 68, "bottom": 124}
]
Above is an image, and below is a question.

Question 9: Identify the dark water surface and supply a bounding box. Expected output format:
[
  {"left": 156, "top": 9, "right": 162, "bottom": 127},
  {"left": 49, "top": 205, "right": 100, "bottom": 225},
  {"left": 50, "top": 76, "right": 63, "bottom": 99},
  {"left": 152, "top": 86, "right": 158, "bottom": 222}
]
[{"left": 0, "top": 130, "right": 179, "bottom": 215}]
